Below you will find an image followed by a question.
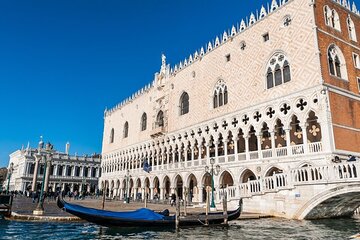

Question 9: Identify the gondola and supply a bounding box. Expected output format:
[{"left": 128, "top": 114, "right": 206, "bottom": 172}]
[{"left": 57, "top": 195, "right": 242, "bottom": 228}]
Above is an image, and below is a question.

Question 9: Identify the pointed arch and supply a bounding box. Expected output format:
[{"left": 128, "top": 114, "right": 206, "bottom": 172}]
[
  {"left": 180, "top": 92, "right": 189, "bottom": 115},
  {"left": 328, "top": 44, "right": 348, "bottom": 80},
  {"left": 306, "top": 110, "right": 322, "bottom": 143},
  {"left": 220, "top": 170, "right": 234, "bottom": 188},
  {"left": 347, "top": 15, "right": 357, "bottom": 42},
  {"left": 240, "top": 169, "right": 256, "bottom": 183}
]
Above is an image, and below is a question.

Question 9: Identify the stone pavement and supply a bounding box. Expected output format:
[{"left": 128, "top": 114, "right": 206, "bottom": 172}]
[{"left": 8, "top": 195, "right": 266, "bottom": 221}]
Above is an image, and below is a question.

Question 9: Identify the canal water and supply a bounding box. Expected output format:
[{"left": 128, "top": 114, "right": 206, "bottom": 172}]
[{"left": 1, "top": 217, "right": 360, "bottom": 239}]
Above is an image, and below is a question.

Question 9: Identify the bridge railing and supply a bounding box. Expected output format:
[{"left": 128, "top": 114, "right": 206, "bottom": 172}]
[
  {"left": 237, "top": 162, "right": 360, "bottom": 199},
  {"left": 218, "top": 186, "right": 238, "bottom": 201},
  {"left": 290, "top": 162, "right": 360, "bottom": 185}
]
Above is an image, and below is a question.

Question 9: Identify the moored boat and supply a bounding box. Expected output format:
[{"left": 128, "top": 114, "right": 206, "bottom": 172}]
[{"left": 57, "top": 196, "right": 242, "bottom": 228}]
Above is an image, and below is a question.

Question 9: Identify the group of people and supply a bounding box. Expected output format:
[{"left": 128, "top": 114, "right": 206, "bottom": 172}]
[{"left": 332, "top": 155, "right": 358, "bottom": 163}]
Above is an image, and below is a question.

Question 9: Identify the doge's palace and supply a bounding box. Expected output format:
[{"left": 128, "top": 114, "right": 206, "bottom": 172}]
[{"left": 100, "top": 0, "right": 360, "bottom": 219}]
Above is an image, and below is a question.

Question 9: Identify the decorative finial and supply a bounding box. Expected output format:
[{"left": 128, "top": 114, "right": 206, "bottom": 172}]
[
  {"left": 38, "top": 136, "right": 44, "bottom": 150},
  {"left": 161, "top": 53, "right": 166, "bottom": 66}
]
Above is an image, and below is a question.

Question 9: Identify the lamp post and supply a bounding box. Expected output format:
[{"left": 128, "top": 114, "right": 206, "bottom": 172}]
[
  {"left": 6, "top": 162, "right": 14, "bottom": 194},
  {"left": 33, "top": 142, "right": 54, "bottom": 215},
  {"left": 124, "top": 169, "right": 130, "bottom": 203},
  {"left": 205, "top": 157, "right": 220, "bottom": 210}
]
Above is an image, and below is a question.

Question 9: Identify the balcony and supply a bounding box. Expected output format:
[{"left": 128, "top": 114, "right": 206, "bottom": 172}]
[{"left": 150, "top": 125, "right": 166, "bottom": 137}]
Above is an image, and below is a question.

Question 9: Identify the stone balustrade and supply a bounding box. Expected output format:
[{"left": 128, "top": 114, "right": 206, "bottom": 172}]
[{"left": 220, "top": 161, "right": 360, "bottom": 201}]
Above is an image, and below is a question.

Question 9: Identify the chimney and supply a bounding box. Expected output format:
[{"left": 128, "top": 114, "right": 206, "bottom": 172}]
[{"left": 65, "top": 142, "right": 70, "bottom": 155}]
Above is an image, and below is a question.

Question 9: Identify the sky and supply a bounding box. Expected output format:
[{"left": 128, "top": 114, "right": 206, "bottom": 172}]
[{"left": 0, "top": 0, "right": 356, "bottom": 168}]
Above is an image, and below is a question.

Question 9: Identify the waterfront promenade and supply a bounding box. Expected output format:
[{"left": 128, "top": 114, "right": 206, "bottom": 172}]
[{"left": 8, "top": 195, "right": 261, "bottom": 221}]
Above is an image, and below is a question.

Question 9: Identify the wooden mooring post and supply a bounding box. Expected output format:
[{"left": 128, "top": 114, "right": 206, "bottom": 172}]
[
  {"left": 144, "top": 187, "right": 148, "bottom": 208},
  {"left": 175, "top": 191, "right": 180, "bottom": 230},
  {"left": 222, "top": 192, "right": 228, "bottom": 225},
  {"left": 205, "top": 186, "right": 210, "bottom": 226},
  {"left": 183, "top": 187, "right": 188, "bottom": 216},
  {"left": 101, "top": 183, "right": 107, "bottom": 210}
]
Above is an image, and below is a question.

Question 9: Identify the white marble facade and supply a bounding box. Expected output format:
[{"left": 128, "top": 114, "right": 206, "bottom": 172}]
[
  {"left": 5, "top": 146, "right": 101, "bottom": 194},
  {"left": 99, "top": 0, "right": 360, "bottom": 217}
]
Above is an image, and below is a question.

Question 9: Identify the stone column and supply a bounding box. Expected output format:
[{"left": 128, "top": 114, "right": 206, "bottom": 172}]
[
  {"left": 166, "top": 151, "right": 170, "bottom": 168},
  {"left": 257, "top": 133, "right": 262, "bottom": 159},
  {"left": 53, "top": 164, "right": 58, "bottom": 177},
  {"left": 198, "top": 145, "right": 202, "bottom": 161},
  {"left": 191, "top": 145, "right": 195, "bottom": 166},
  {"left": 301, "top": 123, "right": 309, "bottom": 154},
  {"left": 224, "top": 139, "right": 228, "bottom": 157},
  {"left": 72, "top": 165, "right": 76, "bottom": 176},
  {"left": 285, "top": 128, "right": 292, "bottom": 156},
  {"left": 206, "top": 144, "right": 210, "bottom": 164},
  {"left": 172, "top": 149, "right": 176, "bottom": 165},
  {"left": 214, "top": 141, "right": 218, "bottom": 162},
  {"left": 198, "top": 186, "right": 204, "bottom": 203},
  {"left": 44, "top": 157, "right": 52, "bottom": 192},
  {"left": 160, "top": 187, "right": 164, "bottom": 200},
  {"left": 23, "top": 162, "right": 28, "bottom": 176},
  {"left": 31, "top": 155, "right": 41, "bottom": 192},
  {"left": 150, "top": 187, "right": 154, "bottom": 200},
  {"left": 244, "top": 135, "right": 250, "bottom": 160},
  {"left": 270, "top": 131, "right": 276, "bottom": 157},
  {"left": 141, "top": 188, "right": 145, "bottom": 200},
  {"left": 234, "top": 137, "right": 239, "bottom": 161}
]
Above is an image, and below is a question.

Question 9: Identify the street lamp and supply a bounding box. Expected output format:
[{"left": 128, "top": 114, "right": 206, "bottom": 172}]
[
  {"left": 6, "top": 162, "right": 14, "bottom": 195},
  {"left": 124, "top": 169, "right": 130, "bottom": 204},
  {"left": 204, "top": 157, "right": 220, "bottom": 209},
  {"left": 33, "top": 142, "right": 54, "bottom": 215}
]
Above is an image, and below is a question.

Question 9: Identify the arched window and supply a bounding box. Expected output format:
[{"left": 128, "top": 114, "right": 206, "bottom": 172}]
[
  {"left": 347, "top": 16, "right": 357, "bottom": 42},
  {"left": 180, "top": 92, "right": 189, "bottom": 115},
  {"left": 224, "top": 86, "right": 228, "bottom": 105},
  {"left": 328, "top": 45, "right": 347, "bottom": 80},
  {"left": 156, "top": 111, "right": 164, "bottom": 127},
  {"left": 213, "top": 92, "right": 218, "bottom": 108},
  {"left": 110, "top": 128, "right": 114, "bottom": 143},
  {"left": 219, "top": 89, "right": 223, "bottom": 106},
  {"left": 123, "top": 122, "right": 129, "bottom": 138},
  {"left": 213, "top": 80, "right": 228, "bottom": 109},
  {"left": 266, "top": 52, "right": 291, "bottom": 89},
  {"left": 141, "top": 113, "right": 147, "bottom": 131},
  {"left": 274, "top": 64, "right": 282, "bottom": 86},
  {"left": 283, "top": 60, "right": 291, "bottom": 83},
  {"left": 324, "top": 6, "right": 332, "bottom": 26},
  {"left": 266, "top": 67, "right": 274, "bottom": 89},
  {"left": 332, "top": 10, "right": 340, "bottom": 31},
  {"left": 324, "top": 6, "right": 341, "bottom": 31}
]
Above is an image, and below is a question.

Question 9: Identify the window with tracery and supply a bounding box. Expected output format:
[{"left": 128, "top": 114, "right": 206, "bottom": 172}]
[
  {"left": 213, "top": 80, "right": 228, "bottom": 108},
  {"left": 141, "top": 113, "right": 147, "bottom": 131},
  {"left": 347, "top": 16, "right": 357, "bottom": 42},
  {"left": 266, "top": 52, "right": 291, "bottom": 89},
  {"left": 328, "top": 45, "right": 347, "bottom": 79},
  {"left": 123, "top": 122, "right": 129, "bottom": 138},
  {"left": 324, "top": 6, "right": 341, "bottom": 31},
  {"left": 180, "top": 92, "right": 189, "bottom": 115}
]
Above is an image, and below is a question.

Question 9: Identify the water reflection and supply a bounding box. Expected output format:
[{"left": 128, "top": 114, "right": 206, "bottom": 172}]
[{"left": 1, "top": 218, "right": 360, "bottom": 240}]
